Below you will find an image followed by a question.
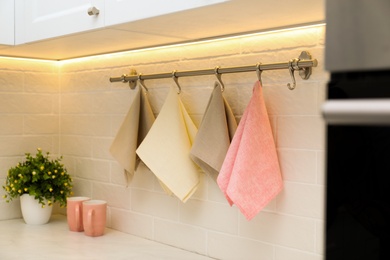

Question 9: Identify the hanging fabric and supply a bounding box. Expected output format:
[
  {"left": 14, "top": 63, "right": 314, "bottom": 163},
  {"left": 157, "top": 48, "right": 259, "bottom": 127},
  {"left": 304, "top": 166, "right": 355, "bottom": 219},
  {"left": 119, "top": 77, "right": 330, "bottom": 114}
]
[
  {"left": 190, "top": 82, "right": 237, "bottom": 181},
  {"left": 217, "top": 81, "right": 283, "bottom": 220},
  {"left": 109, "top": 86, "right": 155, "bottom": 185},
  {"left": 136, "top": 86, "right": 200, "bottom": 202}
]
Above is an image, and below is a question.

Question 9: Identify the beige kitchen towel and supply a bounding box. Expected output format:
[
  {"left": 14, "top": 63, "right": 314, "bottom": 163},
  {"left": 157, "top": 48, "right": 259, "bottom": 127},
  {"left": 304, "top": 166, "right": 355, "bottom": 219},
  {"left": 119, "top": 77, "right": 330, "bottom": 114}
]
[
  {"left": 136, "top": 86, "right": 199, "bottom": 202},
  {"left": 110, "top": 86, "right": 155, "bottom": 185},
  {"left": 190, "top": 82, "right": 237, "bottom": 181},
  {"left": 217, "top": 81, "right": 283, "bottom": 220}
]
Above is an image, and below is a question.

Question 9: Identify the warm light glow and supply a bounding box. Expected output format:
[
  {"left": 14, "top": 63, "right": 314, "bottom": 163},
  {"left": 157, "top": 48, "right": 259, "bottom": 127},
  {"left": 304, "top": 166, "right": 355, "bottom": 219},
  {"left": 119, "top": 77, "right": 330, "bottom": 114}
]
[
  {"left": 182, "top": 22, "right": 326, "bottom": 45},
  {"left": 59, "top": 22, "right": 325, "bottom": 64},
  {"left": 1, "top": 22, "right": 325, "bottom": 65},
  {"left": 0, "top": 55, "right": 57, "bottom": 63}
]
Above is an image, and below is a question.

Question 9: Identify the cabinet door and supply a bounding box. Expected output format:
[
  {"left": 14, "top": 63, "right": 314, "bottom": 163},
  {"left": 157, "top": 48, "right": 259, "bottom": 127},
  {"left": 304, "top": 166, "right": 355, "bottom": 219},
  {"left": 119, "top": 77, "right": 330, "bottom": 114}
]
[
  {"left": 0, "top": 0, "right": 14, "bottom": 45},
  {"left": 105, "top": 0, "right": 227, "bottom": 26},
  {"left": 21, "top": 0, "right": 104, "bottom": 43}
]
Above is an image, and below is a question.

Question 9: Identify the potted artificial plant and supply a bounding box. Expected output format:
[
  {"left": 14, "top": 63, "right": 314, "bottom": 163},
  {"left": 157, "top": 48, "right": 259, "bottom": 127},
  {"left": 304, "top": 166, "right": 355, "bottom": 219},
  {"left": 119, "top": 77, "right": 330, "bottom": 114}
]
[{"left": 2, "top": 148, "right": 73, "bottom": 225}]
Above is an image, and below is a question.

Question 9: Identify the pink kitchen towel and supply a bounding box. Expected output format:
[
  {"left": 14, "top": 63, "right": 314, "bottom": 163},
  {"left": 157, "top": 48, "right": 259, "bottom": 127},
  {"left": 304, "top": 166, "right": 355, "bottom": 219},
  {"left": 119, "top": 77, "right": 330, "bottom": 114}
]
[
  {"left": 217, "top": 81, "right": 283, "bottom": 220},
  {"left": 110, "top": 86, "right": 155, "bottom": 185}
]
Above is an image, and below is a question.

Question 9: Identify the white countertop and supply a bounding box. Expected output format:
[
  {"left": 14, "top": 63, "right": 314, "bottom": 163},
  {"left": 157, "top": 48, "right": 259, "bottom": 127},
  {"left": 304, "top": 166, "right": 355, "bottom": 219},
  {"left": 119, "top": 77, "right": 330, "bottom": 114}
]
[{"left": 0, "top": 215, "right": 214, "bottom": 260}]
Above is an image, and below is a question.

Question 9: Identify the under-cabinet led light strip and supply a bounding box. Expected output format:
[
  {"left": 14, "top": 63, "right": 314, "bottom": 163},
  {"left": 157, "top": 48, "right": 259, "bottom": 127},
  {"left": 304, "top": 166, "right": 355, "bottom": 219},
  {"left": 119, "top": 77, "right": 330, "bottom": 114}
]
[
  {"left": 60, "top": 22, "right": 326, "bottom": 63},
  {"left": 0, "top": 22, "right": 325, "bottom": 63}
]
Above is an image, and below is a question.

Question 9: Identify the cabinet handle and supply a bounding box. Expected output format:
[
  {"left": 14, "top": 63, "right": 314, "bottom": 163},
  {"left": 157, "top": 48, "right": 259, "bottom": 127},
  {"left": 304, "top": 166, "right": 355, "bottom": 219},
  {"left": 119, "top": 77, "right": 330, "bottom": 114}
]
[
  {"left": 87, "top": 6, "right": 100, "bottom": 16},
  {"left": 322, "top": 99, "right": 390, "bottom": 125}
]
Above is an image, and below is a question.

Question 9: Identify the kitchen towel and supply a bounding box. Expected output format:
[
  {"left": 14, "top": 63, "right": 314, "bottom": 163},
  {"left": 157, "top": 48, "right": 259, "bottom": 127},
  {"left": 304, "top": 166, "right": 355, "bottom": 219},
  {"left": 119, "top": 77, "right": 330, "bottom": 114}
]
[
  {"left": 190, "top": 82, "right": 237, "bottom": 181},
  {"left": 217, "top": 81, "right": 283, "bottom": 220},
  {"left": 136, "top": 86, "right": 200, "bottom": 202},
  {"left": 110, "top": 86, "right": 155, "bottom": 185}
]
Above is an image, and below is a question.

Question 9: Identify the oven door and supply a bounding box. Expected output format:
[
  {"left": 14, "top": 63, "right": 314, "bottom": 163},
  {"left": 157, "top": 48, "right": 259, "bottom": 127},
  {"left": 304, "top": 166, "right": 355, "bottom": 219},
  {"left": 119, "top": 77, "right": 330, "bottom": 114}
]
[{"left": 323, "top": 72, "right": 390, "bottom": 260}]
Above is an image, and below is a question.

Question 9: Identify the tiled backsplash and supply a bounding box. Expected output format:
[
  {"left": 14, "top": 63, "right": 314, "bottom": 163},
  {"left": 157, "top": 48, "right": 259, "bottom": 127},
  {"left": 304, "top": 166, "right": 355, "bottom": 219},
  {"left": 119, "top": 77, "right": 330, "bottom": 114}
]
[
  {"left": 0, "top": 58, "right": 60, "bottom": 219},
  {"left": 0, "top": 25, "right": 328, "bottom": 259}
]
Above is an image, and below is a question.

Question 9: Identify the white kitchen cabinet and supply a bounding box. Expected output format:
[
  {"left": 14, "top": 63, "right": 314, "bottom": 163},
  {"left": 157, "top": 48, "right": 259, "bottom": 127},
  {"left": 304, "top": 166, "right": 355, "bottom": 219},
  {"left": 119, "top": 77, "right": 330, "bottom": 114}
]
[
  {"left": 0, "top": 0, "right": 15, "bottom": 45},
  {"left": 105, "top": 0, "right": 227, "bottom": 27},
  {"left": 0, "top": 0, "right": 325, "bottom": 60},
  {"left": 15, "top": 0, "right": 226, "bottom": 44},
  {"left": 16, "top": 0, "right": 104, "bottom": 44}
]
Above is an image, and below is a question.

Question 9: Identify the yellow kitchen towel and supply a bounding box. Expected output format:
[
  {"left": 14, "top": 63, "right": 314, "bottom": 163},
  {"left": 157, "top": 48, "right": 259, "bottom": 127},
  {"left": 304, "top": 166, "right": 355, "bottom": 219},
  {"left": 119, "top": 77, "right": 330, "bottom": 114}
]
[
  {"left": 217, "top": 81, "right": 283, "bottom": 220},
  {"left": 110, "top": 86, "right": 155, "bottom": 185},
  {"left": 136, "top": 86, "right": 199, "bottom": 202},
  {"left": 190, "top": 82, "right": 237, "bottom": 181}
]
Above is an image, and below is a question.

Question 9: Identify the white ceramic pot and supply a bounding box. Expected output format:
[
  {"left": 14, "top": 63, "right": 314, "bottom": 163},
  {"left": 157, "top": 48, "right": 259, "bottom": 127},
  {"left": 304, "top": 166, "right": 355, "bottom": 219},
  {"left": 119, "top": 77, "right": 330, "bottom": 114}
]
[{"left": 20, "top": 194, "right": 53, "bottom": 225}]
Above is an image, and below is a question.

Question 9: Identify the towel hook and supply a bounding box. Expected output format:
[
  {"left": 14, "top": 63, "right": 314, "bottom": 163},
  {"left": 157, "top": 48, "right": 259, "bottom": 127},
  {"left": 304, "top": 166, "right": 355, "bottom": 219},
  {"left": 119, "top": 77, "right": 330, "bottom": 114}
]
[
  {"left": 137, "top": 74, "right": 149, "bottom": 93},
  {"left": 172, "top": 70, "right": 181, "bottom": 94},
  {"left": 287, "top": 58, "right": 300, "bottom": 90},
  {"left": 214, "top": 66, "right": 225, "bottom": 92},
  {"left": 256, "top": 62, "right": 263, "bottom": 86}
]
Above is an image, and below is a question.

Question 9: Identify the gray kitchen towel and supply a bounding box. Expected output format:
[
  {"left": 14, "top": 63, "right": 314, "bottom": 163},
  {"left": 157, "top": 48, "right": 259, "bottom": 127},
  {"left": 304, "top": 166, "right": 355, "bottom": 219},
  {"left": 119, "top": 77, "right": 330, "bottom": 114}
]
[
  {"left": 110, "top": 86, "right": 155, "bottom": 185},
  {"left": 190, "top": 82, "right": 237, "bottom": 181}
]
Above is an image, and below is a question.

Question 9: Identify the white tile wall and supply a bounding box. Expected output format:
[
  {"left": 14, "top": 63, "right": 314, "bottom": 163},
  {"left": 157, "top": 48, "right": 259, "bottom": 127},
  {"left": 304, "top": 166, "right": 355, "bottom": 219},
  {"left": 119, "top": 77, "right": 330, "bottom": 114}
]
[
  {"left": 154, "top": 218, "right": 207, "bottom": 255},
  {"left": 0, "top": 58, "right": 59, "bottom": 219},
  {"left": 239, "top": 212, "right": 317, "bottom": 252},
  {"left": 131, "top": 189, "right": 179, "bottom": 220},
  {"left": 110, "top": 208, "right": 154, "bottom": 239},
  {"left": 0, "top": 115, "right": 23, "bottom": 135},
  {"left": 0, "top": 25, "right": 328, "bottom": 259},
  {"left": 0, "top": 71, "right": 24, "bottom": 92},
  {"left": 179, "top": 199, "right": 239, "bottom": 234}
]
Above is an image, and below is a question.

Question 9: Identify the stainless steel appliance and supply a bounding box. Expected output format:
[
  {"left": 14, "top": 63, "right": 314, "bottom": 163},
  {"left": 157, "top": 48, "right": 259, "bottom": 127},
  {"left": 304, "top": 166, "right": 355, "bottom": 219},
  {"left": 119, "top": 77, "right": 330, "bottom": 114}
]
[{"left": 324, "top": 1, "right": 390, "bottom": 259}]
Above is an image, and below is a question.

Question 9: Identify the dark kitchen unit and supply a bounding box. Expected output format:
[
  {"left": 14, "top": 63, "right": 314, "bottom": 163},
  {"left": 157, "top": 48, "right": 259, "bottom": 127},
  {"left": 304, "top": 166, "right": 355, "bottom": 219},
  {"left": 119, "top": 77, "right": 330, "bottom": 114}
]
[{"left": 323, "top": 0, "right": 390, "bottom": 259}]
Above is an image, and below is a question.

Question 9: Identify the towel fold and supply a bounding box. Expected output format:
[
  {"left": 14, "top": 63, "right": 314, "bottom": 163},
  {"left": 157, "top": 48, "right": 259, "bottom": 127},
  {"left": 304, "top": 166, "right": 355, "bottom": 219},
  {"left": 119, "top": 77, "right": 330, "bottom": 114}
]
[
  {"left": 136, "top": 86, "right": 199, "bottom": 202},
  {"left": 110, "top": 87, "right": 155, "bottom": 184},
  {"left": 217, "top": 81, "right": 283, "bottom": 220},
  {"left": 190, "top": 82, "right": 237, "bottom": 181}
]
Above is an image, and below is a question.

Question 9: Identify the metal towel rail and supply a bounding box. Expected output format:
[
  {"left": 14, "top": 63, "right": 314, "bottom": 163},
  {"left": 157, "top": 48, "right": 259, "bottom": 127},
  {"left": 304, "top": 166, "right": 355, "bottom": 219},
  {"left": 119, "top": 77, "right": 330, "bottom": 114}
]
[{"left": 109, "top": 51, "right": 318, "bottom": 91}]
